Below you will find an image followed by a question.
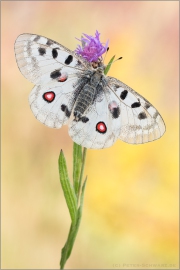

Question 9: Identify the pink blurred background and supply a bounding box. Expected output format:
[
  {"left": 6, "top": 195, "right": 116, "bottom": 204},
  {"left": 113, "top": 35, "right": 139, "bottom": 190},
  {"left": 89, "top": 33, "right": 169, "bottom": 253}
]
[{"left": 2, "top": 1, "right": 179, "bottom": 269}]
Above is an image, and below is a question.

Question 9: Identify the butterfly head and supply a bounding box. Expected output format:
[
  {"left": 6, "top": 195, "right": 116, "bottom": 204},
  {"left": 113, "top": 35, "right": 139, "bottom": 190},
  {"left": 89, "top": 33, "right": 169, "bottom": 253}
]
[{"left": 91, "top": 58, "right": 105, "bottom": 72}]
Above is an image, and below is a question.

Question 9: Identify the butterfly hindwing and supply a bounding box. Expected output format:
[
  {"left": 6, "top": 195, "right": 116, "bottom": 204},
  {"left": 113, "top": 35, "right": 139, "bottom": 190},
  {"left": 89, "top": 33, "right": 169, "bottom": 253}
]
[
  {"left": 29, "top": 78, "right": 79, "bottom": 128},
  {"left": 68, "top": 88, "right": 120, "bottom": 149}
]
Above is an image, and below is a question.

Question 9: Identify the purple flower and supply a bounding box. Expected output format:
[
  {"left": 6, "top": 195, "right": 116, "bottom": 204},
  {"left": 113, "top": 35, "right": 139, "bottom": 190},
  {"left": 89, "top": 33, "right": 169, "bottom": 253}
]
[{"left": 75, "top": 30, "right": 109, "bottom": 62}]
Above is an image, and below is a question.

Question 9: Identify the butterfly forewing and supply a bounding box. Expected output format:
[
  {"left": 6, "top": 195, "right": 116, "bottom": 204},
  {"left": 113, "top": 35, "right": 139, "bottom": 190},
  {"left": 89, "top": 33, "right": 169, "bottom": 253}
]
[
  {"left": 14, "top": 33, "right": 89, "bottom": 85},
  {"left": 107, "top": 76, "right": 166, "bottom": 144}
]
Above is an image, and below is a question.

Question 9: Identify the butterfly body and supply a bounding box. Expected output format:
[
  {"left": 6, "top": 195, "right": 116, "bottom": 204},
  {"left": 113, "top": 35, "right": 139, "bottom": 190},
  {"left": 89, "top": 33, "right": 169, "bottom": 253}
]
[
  {"left": 74, "top": 67, "right": 106, "bottom": 121},
  {"left": 14, "top": 34, "right": 166, "bottom": 149}
]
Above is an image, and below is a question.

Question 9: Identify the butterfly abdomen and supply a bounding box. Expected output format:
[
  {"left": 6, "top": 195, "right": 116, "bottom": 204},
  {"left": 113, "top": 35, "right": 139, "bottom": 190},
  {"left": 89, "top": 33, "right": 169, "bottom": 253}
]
[
  {"left": 74, "top": 84, "right": 96, "bottom": 121},
  {"left": 73, "top": 69, "right": 105, "bottom": 121}
]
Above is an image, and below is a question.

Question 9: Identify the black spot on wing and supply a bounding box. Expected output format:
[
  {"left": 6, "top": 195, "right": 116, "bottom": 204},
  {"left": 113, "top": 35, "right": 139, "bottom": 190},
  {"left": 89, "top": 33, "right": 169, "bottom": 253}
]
[
  {"left": 34, "top": 35, "right": 40, "bottom": 42},
  {"left": 65, "top": 55, "right": 73, "bottom": 65},
  {"left": 38, "top": 47, "right": 46, "bottom": 55},
  {"left": 112, "top": 107, "right": 120, "bottom": 119},
  {"left": 61, "top": 104, "right": 71, "bottom": 118},
  {"left": 81, "top": 116, "right": 89, "bottom": 123},
  {"left": 52, "top": 48, "right": 58, "bottom": 58},
  {"left": 61, "top": 104, "right": 66, "bottom": 112},
  {"left": 138, "top": 112, "right": 147, "bottom": 119},
  {"left": 114, "top": 84, "right": 120, "bottom": 89},
  {"left": 144, "top": 102, "right": 150, "bottom": 109},
  {"left": 120, "top": 90, "right": 128, "bottom": 100},
  {"left": 50, "top": 70, "right": 61, "bottom": 79},
  {"left": 131, "top": 102, "right": 141, "bottom": 108},
  {"left": 46, "top": 39, "right": 53, "bottom": 46},
  {"left": 65, "top": 108, "right": 71, "bottom": 117}
]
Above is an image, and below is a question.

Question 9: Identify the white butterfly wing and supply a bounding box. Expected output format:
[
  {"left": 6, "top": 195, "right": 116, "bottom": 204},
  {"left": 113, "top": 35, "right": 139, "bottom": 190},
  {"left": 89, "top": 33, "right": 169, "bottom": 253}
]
[
  {"left": 69, "top": 76, "right": 166, "bottom": 149},
  {"left": 14, "top": 33, "right": 91, "bottom": 129},
  {"left": 29, "top": 79, "right": 78, "bottom": 128},
  {"left": 68, "top": 88, "right": 121, "bottom": 149},
  {"left": 14, "top": 33, "right": 90, "bottom": 85},
  {"left": 107, "top": 76, "right": 166, "bottom": 144}
]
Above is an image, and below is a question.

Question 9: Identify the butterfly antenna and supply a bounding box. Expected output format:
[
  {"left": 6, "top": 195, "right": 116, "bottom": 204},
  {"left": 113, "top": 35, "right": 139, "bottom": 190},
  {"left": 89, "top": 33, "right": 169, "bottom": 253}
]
[
  {"left": 103, "top": 47, "right": 109, "bottom": 64},
  {"left": 113, "top": 56, "right": 123, "bottom": 63},
  {"left": 105, "top": 56, "right": 123, "bottom": 69}
]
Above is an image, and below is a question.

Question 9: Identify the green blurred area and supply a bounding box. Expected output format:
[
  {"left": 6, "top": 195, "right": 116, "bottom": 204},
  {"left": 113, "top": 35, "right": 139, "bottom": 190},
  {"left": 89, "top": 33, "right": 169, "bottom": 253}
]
[{"left": 1, "top": 1, "right": 179, "bottom": 269}]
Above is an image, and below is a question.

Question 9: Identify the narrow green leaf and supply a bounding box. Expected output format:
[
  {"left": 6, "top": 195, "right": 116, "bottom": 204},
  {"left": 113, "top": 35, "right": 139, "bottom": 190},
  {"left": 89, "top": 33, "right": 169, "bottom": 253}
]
[
  {"left": 58, "top": 150, "right": 77, "bottom": 225},
  {"left": 73, "top": 142, "right": 82, "bottom": 197},
  {"left": 104, "top": 55, "right": 115, "bottom": 75},
  {"left": 65, "top": 177, "right": 87, "bottom": 261}
]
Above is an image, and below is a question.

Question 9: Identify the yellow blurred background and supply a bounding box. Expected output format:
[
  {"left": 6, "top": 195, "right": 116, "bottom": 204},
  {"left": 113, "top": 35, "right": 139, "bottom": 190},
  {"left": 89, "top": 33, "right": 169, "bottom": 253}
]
[{"left": 1, "top": 1, "right": 179, "bottom": 269}]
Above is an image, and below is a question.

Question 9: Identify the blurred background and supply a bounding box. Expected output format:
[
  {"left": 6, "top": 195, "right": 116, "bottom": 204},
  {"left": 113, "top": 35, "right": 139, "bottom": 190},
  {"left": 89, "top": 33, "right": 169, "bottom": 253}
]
[{"left": 1, "top": 1, "right": 179, "bottom": 269}]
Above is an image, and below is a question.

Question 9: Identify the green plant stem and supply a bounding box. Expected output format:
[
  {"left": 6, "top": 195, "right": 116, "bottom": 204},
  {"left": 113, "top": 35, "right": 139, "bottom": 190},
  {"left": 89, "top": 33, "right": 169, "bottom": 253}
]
[
  {"left": 73, "top": 143, "right": 82, "bottom": 197},
  {"left": 77, "top": 147, "right": 87, "bottom": 203},
  {"left": 60, "top": 177, "right": 87, "bottom": 269},
  {"left": 60, "top": 223, "right": 77, "bottom": 269}
]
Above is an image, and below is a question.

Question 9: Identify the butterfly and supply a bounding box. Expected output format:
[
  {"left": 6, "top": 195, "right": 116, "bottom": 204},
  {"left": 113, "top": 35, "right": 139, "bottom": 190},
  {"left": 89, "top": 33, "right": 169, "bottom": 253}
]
[{"left": 14, "top": 33, "right": 166, "bottom": 149}]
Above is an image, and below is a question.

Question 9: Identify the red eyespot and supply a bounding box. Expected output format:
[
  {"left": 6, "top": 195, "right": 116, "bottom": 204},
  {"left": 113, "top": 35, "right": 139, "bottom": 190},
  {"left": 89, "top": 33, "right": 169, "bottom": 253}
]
[
  {"left": 96, "top": 122, "right": 107, "bottom": 134},
  {"left": 43, "top": 91, "right": 55, "bottom": 103},
  {"left": 108, "top": 101, "right": 118, "bottom": 111},
  {"left": 58, "top": 72, "right": 68, "bottom": 82}
]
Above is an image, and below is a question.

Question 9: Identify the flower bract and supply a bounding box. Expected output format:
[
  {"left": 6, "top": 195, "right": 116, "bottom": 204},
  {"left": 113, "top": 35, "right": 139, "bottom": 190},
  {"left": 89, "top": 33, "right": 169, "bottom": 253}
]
[{"left": 75, "top": 30, "right": 109, "bottom": 62}]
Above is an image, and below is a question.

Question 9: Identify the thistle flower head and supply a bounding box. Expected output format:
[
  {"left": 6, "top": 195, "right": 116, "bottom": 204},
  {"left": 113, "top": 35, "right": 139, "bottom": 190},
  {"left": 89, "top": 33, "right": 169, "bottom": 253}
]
[{"left": 75, "top": 30, "right": 109, "bottom": 62}]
